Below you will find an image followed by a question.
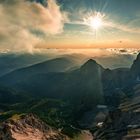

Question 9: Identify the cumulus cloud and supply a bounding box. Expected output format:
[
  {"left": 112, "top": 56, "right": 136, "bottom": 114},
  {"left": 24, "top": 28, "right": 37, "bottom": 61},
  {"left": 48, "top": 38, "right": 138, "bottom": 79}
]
[{"left": 0, "top": 0, "right": 66, "bottom": 52}]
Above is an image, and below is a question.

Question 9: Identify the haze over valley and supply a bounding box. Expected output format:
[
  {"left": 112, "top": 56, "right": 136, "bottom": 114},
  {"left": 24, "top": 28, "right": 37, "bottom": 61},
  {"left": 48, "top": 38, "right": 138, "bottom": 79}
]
[{"left": 0, "top": 0, "right": 140, "bottom": 139}]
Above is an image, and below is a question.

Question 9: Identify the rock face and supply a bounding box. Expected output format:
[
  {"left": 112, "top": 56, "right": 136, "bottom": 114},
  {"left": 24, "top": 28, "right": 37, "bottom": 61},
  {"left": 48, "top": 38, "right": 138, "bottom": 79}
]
[
  {"left": 131, "top": 53, "right": 140, "bottom": 81},
  {"left": 102, "top": 53, "right": 140, "bottom": 108},
  {"left": 92, "top": 83, "right": 140, "bottom": 140},
  {"left": 0, "top": 114, "right": 69, "bottom": 140},
  {"left": 90, "top": 53, "right": 140, "bottom": 140}
]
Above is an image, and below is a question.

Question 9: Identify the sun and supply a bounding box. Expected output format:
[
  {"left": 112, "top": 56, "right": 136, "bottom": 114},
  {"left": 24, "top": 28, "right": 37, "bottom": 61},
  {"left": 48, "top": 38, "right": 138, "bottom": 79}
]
[
  {"left": 84, "top": 12, "right": 105, "bottom": 30},
  {"left": 90, "top": 16, "right": 103, "bottom": 29}
]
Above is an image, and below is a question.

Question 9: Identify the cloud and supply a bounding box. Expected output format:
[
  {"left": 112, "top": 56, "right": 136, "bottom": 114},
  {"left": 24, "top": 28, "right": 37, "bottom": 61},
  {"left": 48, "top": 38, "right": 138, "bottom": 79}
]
[
  {"left": 104, "top": 21, "right": 140, "bottom": 34},
  {"left": 66, "top": 11, "right": 140, "bottom": 34},
  {"left": 68, "top": 19, "right": 140, "bottom": 34},
  {"left": 34, "top": 48, "right": 140, "bottom": 69},
  {"left": 0, "top": 0, "right": 66, "bottom": 52}
]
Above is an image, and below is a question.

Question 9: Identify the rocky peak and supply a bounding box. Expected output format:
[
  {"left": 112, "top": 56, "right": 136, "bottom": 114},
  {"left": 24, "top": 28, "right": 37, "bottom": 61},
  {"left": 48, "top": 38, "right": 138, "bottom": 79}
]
[
  {"left": 136, "top": 52, "right": 140, "bottom": 60},
  {"left": 80, "top": 59, "right": 104, "bottom": 74},
  {"left": 82, "top": 59, "right": 98, "bottom": 67},
  {"left": 133, "top": 52, "right": 140, "bottom": 64},
  {"left": 131, "top": 52, "right": 140, "bottom": 79},
  {"left": 0, "top": 113, "right": 69, "bottom": 140}
]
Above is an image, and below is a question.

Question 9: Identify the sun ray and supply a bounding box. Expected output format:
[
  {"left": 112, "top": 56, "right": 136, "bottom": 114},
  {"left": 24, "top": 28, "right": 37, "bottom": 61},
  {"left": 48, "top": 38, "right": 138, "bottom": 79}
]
[
  {"left": 90, "top": 16, "right": 103, "bottom": 29},
  {"left": 83, "top": 12, "right": 105, "bottom": 31}
]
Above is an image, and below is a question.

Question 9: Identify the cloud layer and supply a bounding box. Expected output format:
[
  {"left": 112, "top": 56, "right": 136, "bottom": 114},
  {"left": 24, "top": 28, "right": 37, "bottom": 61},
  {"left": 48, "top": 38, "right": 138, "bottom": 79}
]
[{"left": 0, "top": 0, "right": 66, "bottom": 52}]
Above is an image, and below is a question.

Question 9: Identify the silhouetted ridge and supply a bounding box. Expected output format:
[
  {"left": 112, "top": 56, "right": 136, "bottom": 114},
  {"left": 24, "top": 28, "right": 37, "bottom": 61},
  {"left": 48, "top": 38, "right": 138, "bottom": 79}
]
[
  {"left": 137, "top": 52, "right": 140, "bottom": 59},
  {"left": 80, "top": 59, "right": 104, "bottom": 73},
  {"left": 0, "top": 57, "right": 74, "bottom": 86},
  {"left": 131, "top": 52, "right": 140, "bottom": 79},
  {"left": 81, "top": 59, "right": 99, "bottom": 68},
  {"left": 133, "top": 52, "right": 140, "bottom": 63},
  {"left": 83, "top": 59, "right": 97, "bottom": 66}
]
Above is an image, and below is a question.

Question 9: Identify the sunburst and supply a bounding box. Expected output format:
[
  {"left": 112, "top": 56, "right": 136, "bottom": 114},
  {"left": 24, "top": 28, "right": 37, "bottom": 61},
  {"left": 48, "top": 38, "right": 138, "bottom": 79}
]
[{"left": 84, "top": 12, "right": 105, "bottom": 30}]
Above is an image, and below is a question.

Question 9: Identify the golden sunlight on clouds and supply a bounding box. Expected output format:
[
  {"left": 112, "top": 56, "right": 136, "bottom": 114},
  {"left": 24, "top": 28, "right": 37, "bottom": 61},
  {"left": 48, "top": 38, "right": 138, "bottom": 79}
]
[
  {"left": 37, "top": 37, "right": 140, "bottom": 49},
  {"left": 0, "top": 0, "right": 139, "bottom": 52},
  {"left": 0, "top": 0, "right": 66, "bottom": 52}
]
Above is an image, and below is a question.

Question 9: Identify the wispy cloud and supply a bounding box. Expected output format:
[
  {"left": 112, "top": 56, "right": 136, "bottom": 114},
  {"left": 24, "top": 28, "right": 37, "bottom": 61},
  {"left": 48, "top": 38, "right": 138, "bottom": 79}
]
[
  {"left": 66, "top": 12, "right": 140, "bottom": 34},
  {"left": 104, "top": 20, "right": 140, "bottom": 34},
  {"left": 0, "top": 0, "right": 67, "bottom": 52}
]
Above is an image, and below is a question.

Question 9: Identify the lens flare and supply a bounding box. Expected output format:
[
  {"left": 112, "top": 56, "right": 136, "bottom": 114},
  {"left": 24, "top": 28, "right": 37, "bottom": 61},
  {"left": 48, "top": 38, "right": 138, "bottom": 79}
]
[
  {"left": 84, "top": 12, "right": 105, "bottom": 30},
  {"left": 90, "top": 16, "right": 102, "bottom": 29}
]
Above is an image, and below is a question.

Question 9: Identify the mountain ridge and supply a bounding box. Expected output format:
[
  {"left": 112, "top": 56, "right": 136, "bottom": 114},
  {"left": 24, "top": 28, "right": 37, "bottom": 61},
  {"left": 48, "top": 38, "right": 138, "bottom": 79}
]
[{"left": 0, "top": 53, "right": 140, "bottom": 140}]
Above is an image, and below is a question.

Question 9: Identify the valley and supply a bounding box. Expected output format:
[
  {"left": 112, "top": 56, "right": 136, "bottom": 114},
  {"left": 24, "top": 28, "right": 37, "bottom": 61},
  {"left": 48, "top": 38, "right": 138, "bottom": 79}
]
[{"left": 0, "top": 52, "right": 139, "bottom": 140}]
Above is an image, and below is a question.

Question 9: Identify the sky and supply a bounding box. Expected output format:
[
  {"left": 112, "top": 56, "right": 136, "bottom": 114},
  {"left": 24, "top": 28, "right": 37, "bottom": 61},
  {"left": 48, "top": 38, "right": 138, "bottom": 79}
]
[{"left": 0, "top": 0, "right": 140, "bottom": 52}]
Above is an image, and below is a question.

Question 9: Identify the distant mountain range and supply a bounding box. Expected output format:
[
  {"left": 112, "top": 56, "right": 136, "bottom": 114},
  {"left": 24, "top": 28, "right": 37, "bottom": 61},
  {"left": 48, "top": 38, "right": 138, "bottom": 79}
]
[
  {"left": 0, "top": 58, "right": 105, "bottom": 109},
  {"left": 0, "top": 57, "right": 75, "bottom": 86},
  {"left": 0, "top": 51, "right": 136, "bottom": 77},
  {"left": 0, "top": 53, "right": 139, "bottom": 106},
  {"left": 0, "top": 52, "right": 139, "bottom": 140},
  {"left": 0, "top": 53, "right": 50, "bottom": 76}
]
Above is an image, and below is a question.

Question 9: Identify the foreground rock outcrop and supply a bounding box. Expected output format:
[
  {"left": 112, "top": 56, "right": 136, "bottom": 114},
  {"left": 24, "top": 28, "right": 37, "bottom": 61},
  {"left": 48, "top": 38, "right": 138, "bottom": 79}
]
[{"left": 0, "top": 114, "right": 69, "bottom": 140}]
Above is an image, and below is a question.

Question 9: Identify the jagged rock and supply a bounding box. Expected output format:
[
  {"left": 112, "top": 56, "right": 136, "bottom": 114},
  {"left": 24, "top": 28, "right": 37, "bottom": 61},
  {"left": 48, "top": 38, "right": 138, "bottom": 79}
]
[
  {"left": 131, "top": 52, "right": 140, "bottom": 81},
  {"left": 91, "top": 83, "right": 140, "bottom": 140},
  {"left": 0, "top": 114, "right": 69, "bottom": 140}
]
